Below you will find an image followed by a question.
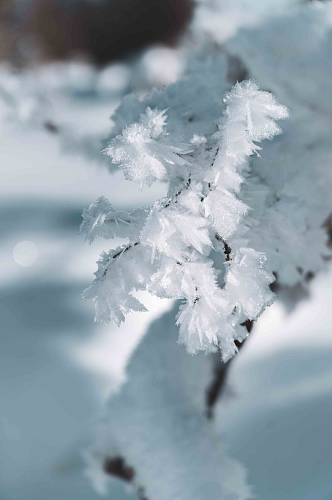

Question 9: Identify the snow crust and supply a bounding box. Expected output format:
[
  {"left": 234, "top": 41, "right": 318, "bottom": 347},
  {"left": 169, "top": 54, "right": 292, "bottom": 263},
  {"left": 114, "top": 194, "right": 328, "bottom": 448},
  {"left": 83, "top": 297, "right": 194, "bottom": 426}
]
[{"left": 85, "top": 305, "right": 252, "bottom": 500}]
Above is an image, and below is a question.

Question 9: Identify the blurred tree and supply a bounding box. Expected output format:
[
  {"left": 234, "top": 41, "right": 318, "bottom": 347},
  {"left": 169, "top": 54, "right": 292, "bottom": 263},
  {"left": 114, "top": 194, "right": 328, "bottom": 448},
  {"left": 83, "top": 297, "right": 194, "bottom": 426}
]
[{"left": 0, "top": 0, "right": 192, "bottom": 66}]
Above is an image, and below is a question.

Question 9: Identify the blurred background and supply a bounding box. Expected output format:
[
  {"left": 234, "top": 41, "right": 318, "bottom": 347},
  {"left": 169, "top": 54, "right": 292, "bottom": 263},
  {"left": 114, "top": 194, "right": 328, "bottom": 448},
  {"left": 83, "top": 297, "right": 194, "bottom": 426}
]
[{"left": 1, "top": 0, "right": 332, "bottom": 499}]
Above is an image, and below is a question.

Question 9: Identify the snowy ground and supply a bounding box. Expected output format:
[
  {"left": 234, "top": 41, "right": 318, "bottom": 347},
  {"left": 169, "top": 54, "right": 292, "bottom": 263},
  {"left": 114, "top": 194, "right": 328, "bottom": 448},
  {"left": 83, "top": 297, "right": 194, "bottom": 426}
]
[
  {"left": 0, "top": 98, "right": 169, "bottom": 499},
  {"left": 1, "top": 0, "right": 332, "bottom": 497},
  {"left": 1, "top": 93, "right": 332, "bottom": 500},
  {"left": 218, "top": 268, "right": 332, "bottom": 500}
]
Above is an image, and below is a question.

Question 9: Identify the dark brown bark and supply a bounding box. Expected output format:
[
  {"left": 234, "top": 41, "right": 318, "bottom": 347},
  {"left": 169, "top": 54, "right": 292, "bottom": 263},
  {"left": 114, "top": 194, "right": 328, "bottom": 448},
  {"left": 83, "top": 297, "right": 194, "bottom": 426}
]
[
  {"left": 205, "top": 320, "right": 253, "bottom": 419},
  {"left": 103, "top": 456, "right": 135, "bottom": 481},
  {"left": 8, "top": 0, "right": 192, "bottom": 66},
  {"left": 103, "top": 456, "right": 148, "bottom": 500}
]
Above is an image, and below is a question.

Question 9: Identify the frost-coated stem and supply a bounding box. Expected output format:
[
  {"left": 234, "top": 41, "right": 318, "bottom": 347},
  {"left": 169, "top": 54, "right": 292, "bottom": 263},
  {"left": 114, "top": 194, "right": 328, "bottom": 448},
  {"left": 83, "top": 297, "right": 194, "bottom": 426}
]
[{"left": 81, "top": 79, "right": 289, "bottom": 362}]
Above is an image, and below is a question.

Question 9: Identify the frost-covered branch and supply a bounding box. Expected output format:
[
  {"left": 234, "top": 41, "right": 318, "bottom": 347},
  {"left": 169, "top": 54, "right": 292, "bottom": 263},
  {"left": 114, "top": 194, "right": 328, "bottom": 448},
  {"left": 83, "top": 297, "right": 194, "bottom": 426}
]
[
  {"left": 82, "top": 7, "right": 332, "bottom": 500},
  {"left": 82, "top": 73, "right": 290, "bottom": 362}
]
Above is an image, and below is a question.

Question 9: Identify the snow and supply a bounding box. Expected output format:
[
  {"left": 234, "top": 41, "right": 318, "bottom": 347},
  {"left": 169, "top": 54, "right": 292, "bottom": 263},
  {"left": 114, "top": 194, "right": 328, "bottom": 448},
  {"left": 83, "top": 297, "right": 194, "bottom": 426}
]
[
  {"left": 0, "top": 75, "right": 169, "bottom": 499},
  {"left": 215, "top": 266, "right": 332, "bottom": 500},
  {"left": 0, "top": 118, "right": 168, "bottom": 207},
  {"left": 104, "top": 107, "right": 193, "bottom": 187},
  {"left": 88, "top": 76, "right": 292, "bottom": 360},
  {"left": 85, "top": 264, "right": 332, "bottom": 500},
  {"left": 84, "top": 1, "right": 332, "bottom": 498},
  {"left": 85, "top": 304, "right": 252, "bottom": 500},
  {"left": 1, "top": 0, "right": 332, "bottom": 499}
]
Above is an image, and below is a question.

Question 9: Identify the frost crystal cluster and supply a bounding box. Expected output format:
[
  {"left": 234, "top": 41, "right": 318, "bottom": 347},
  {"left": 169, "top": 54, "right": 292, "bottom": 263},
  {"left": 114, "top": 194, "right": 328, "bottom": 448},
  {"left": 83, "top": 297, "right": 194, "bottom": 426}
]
[{"left": 81, "top": 72, "right": 290, "bottom": 362}]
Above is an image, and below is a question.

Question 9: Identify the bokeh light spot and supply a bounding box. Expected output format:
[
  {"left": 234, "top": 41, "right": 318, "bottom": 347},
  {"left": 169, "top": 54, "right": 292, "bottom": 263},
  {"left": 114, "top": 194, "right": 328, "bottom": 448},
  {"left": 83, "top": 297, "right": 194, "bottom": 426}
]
[{"left": 13, "top": 241, "right": 39, "bottom": 267}]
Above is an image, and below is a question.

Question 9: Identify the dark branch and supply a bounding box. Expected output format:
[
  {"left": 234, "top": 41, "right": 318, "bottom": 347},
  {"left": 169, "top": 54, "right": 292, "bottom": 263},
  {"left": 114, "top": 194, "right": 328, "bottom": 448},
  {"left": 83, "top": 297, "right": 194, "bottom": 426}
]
[
  {"left": 205, "top": 320, "right": 253, "bottom": 419},
  {"left": 103, "top": 456, "right": 135, "bottom": 481},
  {"left": 103, "top": 456, "right": 148, "bottom": 500},
  {"left": 215, "top": 234, "right": 232, "bottom": 261},
  {"left": 164, "top": 177, "right": 191, "bottom": 208},
  {"left": 44, "top": 120, "right": 59, "bottom": 134}
]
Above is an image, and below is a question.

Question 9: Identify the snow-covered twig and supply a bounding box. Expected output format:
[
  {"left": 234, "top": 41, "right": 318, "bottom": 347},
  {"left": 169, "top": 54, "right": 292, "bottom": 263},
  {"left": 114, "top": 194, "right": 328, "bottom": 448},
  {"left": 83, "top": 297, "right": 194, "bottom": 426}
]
[{"left": 82, "top": 75, "right": 289, "bottom": 362}]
